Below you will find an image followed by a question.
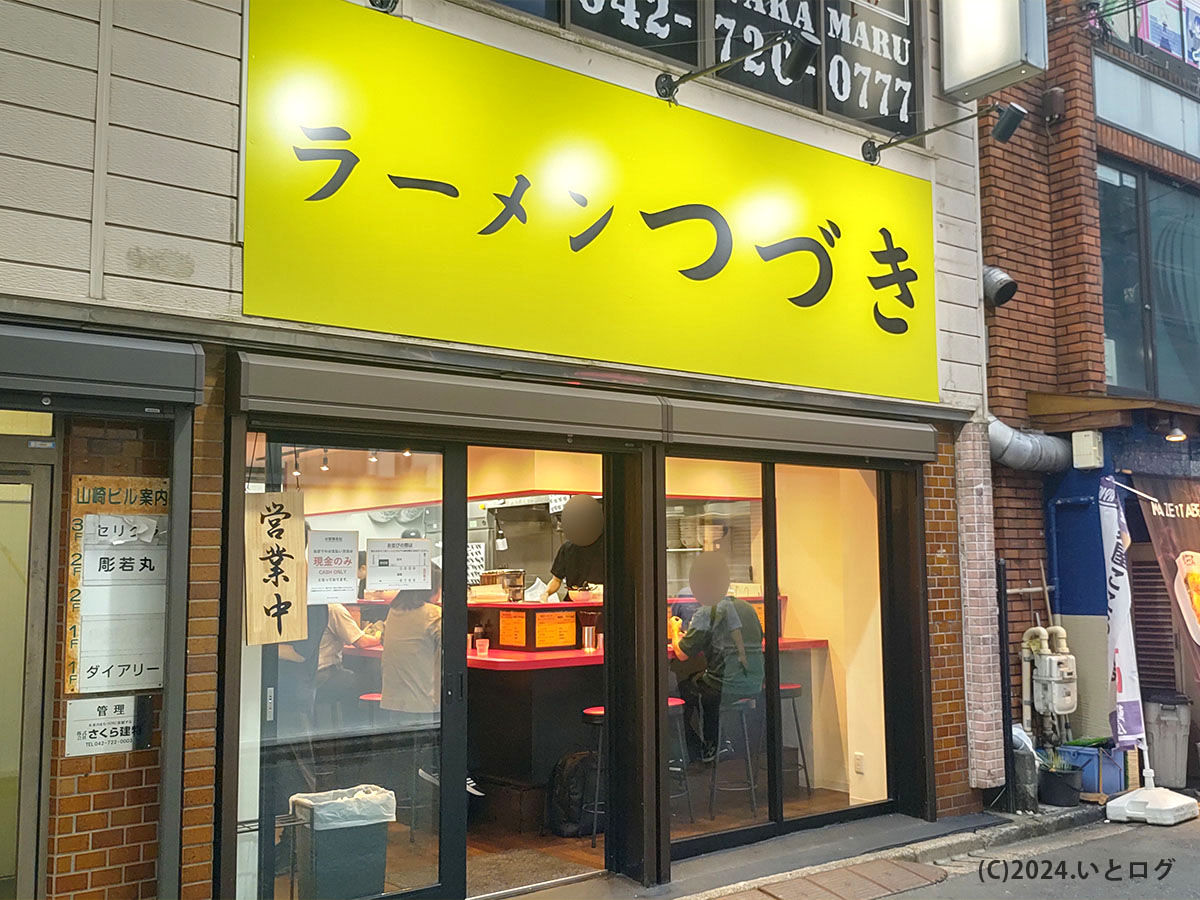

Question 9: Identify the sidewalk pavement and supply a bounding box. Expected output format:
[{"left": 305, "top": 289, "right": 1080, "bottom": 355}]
[{"left": 673, "top": 806, "right": 1106, "bottom": 900}]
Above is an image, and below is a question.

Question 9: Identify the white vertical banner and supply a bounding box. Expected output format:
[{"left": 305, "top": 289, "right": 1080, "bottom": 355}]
[{"left": 1099, "top": 476, "right": 1147, "bottom": 749}]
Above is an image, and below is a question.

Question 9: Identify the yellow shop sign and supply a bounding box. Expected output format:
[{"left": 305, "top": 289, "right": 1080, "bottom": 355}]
[{"left": 244, "top": 0, "right": 939, "bottom": 402}]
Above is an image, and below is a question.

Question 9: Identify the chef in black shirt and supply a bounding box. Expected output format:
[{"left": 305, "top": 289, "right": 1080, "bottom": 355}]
[{"left": 545, "top": 494, "right": 604, "bottom": 600}]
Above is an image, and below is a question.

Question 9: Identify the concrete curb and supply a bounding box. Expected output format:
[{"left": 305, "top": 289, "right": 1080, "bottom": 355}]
[{"left": 676, "top": 806, "right": 1107, "bottom": 900}]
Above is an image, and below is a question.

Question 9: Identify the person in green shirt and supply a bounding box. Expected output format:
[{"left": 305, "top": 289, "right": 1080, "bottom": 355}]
[{"left": 670, "top": 553, "right": 765, "bottom": 762}]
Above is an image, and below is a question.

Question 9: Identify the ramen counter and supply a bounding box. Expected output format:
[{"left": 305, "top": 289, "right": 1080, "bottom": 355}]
[{"left": 467, "top": 600, "right": 604, "bottom": 652}]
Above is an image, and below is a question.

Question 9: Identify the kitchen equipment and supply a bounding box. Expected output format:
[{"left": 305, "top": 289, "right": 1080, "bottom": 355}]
[{"left": 480, "top": 569, "right": 525, "bottom": 602}]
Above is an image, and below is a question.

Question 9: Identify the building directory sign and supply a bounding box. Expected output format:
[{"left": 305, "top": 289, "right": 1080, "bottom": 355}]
[
  {"left": 244, "top": 0, "right": 937, "bottom": 403},
  {"left": 64, "top": 695, "right": 149, "bottom": 757},
  {"left": 66, "top": 476, "right": 170, "bottom": 695}
]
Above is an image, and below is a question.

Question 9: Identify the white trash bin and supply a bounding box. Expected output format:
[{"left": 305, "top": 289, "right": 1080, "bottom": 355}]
[
  {"left": 290, "top": 784, "right": 396, "bottom": 899},
  {"left": 1144, "top": 692, "right": 1192, "bottom": 789}
]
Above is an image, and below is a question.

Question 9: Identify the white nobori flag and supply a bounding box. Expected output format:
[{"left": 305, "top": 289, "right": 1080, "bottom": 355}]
[{"left": 1099, "top": 476, "right": 1146, "bottom": 749}]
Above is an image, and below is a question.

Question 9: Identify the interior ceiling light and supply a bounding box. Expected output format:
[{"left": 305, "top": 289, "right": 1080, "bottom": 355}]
[
  {"left": 1166, "top": 417, "right": 1187, "bottom": 442},
  {"left": 403, "top": 448, "right": 412, "bottom": 457},
  {"left": 320, "top": 450, "right": 330, "bottom": 471},
  {"left": 368, "top": 449, "right": 379, "bottom": 463},
  {"left": 862, "top": 102, "right": 1027, "bottom": 164},
  {"left": 291, "top": 448, "right": 301, "bottom": 478},
  {"left": 655, "top": 30, "right": 821, "bottom": 102}
]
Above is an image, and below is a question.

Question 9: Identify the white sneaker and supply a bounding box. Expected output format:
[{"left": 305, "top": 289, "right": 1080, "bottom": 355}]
[
  {"left": 466, "top": 777, "right": 485, "bottom": 797},
  {"left": 418, "top": 767, "right": 440, "bottom": 787}
]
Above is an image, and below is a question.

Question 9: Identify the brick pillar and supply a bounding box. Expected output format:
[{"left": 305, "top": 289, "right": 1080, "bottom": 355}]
[
  {"left": 1047, "top": 2, "right": 1106, "bottom": 394},
  {"left": 954, "top": 421, "right": 1003, "bottom": 789},
  {"left": 48, "top": 421, "right": 170, "bottom": 899},
  {"left": 178, "top": 348, "right": 226, "bottom": 899},
  {"left": 925, "top": 427, "right": 980, "bottom": 815}
]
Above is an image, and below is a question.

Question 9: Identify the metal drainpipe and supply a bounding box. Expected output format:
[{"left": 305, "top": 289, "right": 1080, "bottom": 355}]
[{"left": 1046, "top": 496, "right": 1096, "bottom": 618}]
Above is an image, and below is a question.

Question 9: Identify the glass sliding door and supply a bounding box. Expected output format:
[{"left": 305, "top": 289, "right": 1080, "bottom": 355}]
[
  {"left": 774, "top": 464, "right": 887, "bottom": 819},
  {"left": 462, "top": 446, "right": 606, "bottom": 897},
  {"left": 238, "top": 436, "right": 459, "bottom": 899},
  {"left": 663, "top": 457, "right": 768, "bottom": 840},
  {"left": 663, "top": 456, "right": 894, "bottom": 856},
  {"left": 0, "top": 460, "right": 50, "bottom": 900}
]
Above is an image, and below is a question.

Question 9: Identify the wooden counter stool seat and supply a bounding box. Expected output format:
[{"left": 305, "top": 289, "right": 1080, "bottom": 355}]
[
  {"left": 667, "top": 697, "right": 695, "bottom": 823},
  {"left": 708, "top": 697, "right": 758, "bottom": 820},
  {"left": 779, "top": 683, "right": 812, "bottom": 795},
  {"left": 582, "top": 706, "right": 606, "bottom": 847}
]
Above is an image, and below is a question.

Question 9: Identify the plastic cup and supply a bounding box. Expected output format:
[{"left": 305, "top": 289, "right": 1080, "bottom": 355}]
[{"left": 476, "top": 638, "right": 490, "bottom": 657}]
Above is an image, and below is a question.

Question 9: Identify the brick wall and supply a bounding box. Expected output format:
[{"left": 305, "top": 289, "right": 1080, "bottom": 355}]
[
  {"left": 1047, "top": 10, "right": 1106, "bottom": 396},
  {"left": 980, "top": 3, "right": 1107, "bottom": 721},
  {"left": 48, "top": 420, "right": 170, "bottom": 900},
  {"left": 954, "top": 422, "right": 1003, "bottom": 789},
  {"left": 179, "top": 349, "right": 226, "bottom": 899},
  {"left": 925, "top": 426, "right": 980, "bottom": 816}
]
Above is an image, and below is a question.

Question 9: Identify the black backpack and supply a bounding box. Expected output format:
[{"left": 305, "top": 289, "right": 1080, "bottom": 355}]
[{"left": 545, "top": 751, "right": 603, "bottom": 837}]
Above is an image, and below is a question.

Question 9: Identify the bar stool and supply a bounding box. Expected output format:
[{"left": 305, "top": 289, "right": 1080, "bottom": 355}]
[
  {"left": 779, "top": 683, "right": 812, "bottom": 795},
  {"left": 582, "top": 706, "right": 606, "bottom": 847},
  {"left": 359, "top": 692, "right": 382, "bottom": 726},
  {"left": 667, "top": 697, "right": 695, "bottom": 823},
  {"left": 708, "top": 697, "right": 758, "bottom": 820},
  {"left": 358, "top": 693, "right": 432, "bottom": 843}
]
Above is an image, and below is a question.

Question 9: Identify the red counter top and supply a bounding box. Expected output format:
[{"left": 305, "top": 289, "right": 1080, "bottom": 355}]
[
  {"left": 342, "top": 643, "right": 604, "bottom": 670},
  {"left": 668, "top": 637, "right": 828, "bottom": 659},
  {"left": 467, "top": 647, "right": 604, "bottom": 670},
  {"left": 779, "top": 637, "right": 829, "bottom": 651},
  {"left": 468, "top": 600, "right": 604, "bottom": 610},
  {"left": 346, "top": 637, "right": 826, "bottom": 667}
]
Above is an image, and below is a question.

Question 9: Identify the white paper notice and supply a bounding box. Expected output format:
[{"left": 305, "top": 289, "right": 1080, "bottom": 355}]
[
  {"left": 65, "top": 696, "right": 138, "bottom": 756},
  {"left": 307, "top": 530, "right": 359, "bottom": 605},
  {"left": 366, "top": 538, "right": 432, "bottom": 592},
  {"left": 79, "top": 514, "right": 168, "bottom": 691}
]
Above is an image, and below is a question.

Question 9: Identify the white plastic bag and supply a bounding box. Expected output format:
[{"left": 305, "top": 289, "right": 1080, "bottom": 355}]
[
  {"left": 525, "top": 577, "right": 549, "bottom": 603},
  {"left": 1012, "top": 724, "right": 1035, "bottom": 753},
  {"left": 290, "top": 784, "right": 396, "bottom": 831}
]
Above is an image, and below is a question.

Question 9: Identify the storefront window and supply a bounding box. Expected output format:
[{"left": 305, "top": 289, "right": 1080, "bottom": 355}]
[
  {"left": 1148, "top": 176, "right": 1200, "bottom": 403},
  {"left": 1099, "top": 162, "right": 1147, "bottom": 392},
  {"left": 664, "top": 457, "right": 768, "bottom": 839},
  {"left": 775, "top": 464, "right": 887, "bottom": 816},
  {"left": 463, "top": 446, "right": 606, "bottom": 895},
  {"left": 238, "top": 437, "right": 445, "bottom": 899},
  {"left": 1098, "top": 160, "right": 1200, "bottom": 403}
]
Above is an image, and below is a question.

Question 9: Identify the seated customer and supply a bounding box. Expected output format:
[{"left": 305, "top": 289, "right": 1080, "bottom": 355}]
[
  {"left": 315, "top": 602, "right": 379, "bottom": 723},
  {"left": 380, "top": 564, "right": 483, "bottom": 796},
  {"left": 380, "top": 566, "right": 443, "bottom": 729},
  {"left": 670, "top": 553, "right": 764, "bottom": 762}
]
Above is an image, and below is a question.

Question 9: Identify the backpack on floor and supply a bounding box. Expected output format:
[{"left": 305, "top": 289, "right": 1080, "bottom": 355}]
[{"left": 546, "top": 750, "right": 603, "bottom": 838}]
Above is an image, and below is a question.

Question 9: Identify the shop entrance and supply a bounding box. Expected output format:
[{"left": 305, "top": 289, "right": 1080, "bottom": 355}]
[
  {"left": 0, "top": 427, "right": 54, "bottom": 900},
  {"left": 237, "top": 433, "right": 649, "bottom": 900}
]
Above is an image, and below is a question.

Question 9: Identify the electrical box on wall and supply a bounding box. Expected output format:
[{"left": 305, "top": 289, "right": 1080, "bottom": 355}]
[{"left": 1072, "top": 430, "right": 1104, "bottom": 470}]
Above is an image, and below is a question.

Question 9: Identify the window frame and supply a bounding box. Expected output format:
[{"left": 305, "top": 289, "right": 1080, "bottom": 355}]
[
  {"left": 1099, "top": 154, "right": 1200, "bottom": 405},
  {"left": 465, "top": 0, "right": 923, "bottom": 137}
]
